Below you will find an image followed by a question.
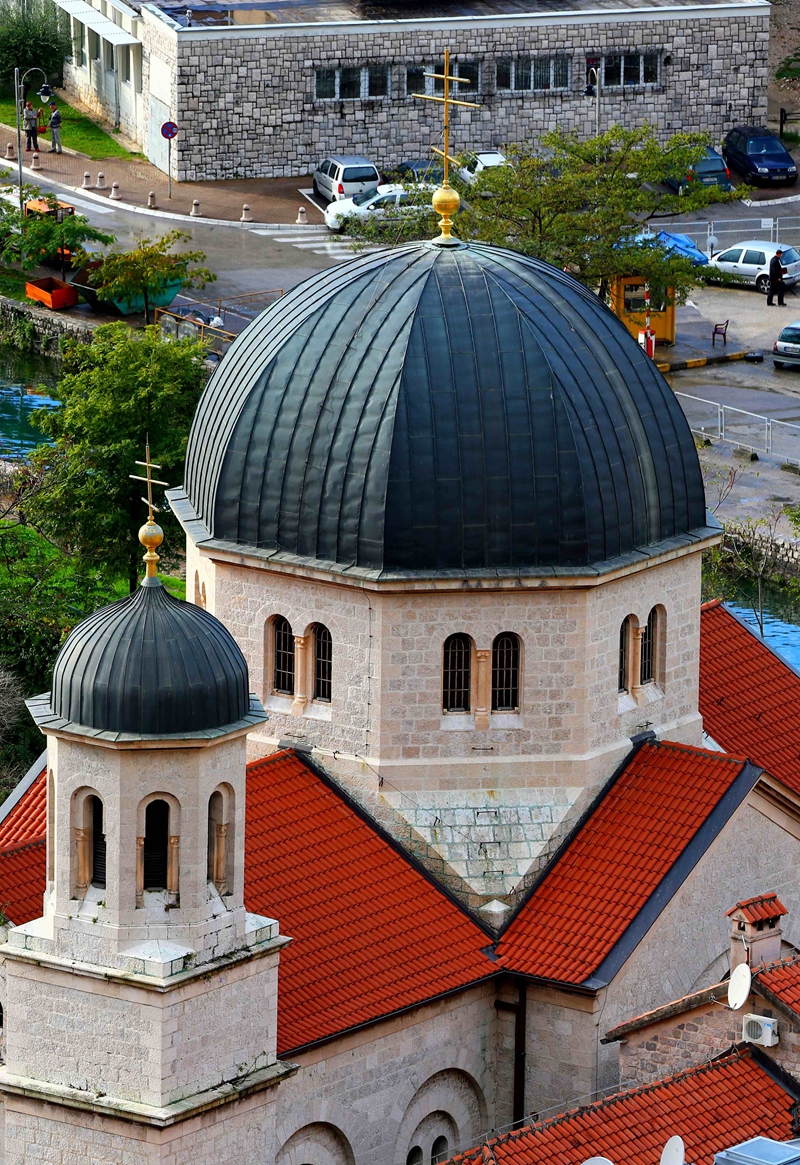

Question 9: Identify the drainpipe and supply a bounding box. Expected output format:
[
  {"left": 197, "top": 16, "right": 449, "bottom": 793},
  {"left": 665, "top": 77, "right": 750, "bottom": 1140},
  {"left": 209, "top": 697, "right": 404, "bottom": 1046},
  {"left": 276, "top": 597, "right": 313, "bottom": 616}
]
[{"left": 513, "top": 978, "right": 527, "bottom": 1125}]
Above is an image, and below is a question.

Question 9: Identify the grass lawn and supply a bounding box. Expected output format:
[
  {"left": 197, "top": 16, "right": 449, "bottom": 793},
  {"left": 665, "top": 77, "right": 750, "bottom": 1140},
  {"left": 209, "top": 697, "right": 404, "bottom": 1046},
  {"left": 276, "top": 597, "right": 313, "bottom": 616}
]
[
  {"left": 0, "top": 90, "right": 131, "bottom": 160},
  {"left": 0, "top": 266, "right": 34, "bottom": 303}
]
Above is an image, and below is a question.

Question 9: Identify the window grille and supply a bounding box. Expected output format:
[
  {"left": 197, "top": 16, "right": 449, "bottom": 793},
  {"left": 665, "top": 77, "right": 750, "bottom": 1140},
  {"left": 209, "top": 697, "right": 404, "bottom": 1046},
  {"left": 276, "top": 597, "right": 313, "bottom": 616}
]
[
  {"left": 314, "top": 624, "right": 332, "bottom": 702},
  {"left": 492, "top": 633, "right": 520, "bottom": 711},
  {"left": 496, "top": 55, "right": 569, "bottom": 91},
  {"left": 597, "top": 51, "right": 659, "bottom": 88},
  {"left": 443, "top": 634, "right": 471, "bottom": 712},
  {"left": 640, "top": 607, "right": 657, "bottom": 684},
  {"left": 618, "top": 616, "right": 630, "bottom": 693},
  {"left": 315, "top": 65, "right": 390, "bottom": 100},
  {"left": 432, "top": 1138, "right": 450, "bottom": 1165},
  {"left": 273, "top": 616, "right": 295, "bottom": 695},
  {"left": 406, "top": 61, "right": 463, "bottom": 97}
]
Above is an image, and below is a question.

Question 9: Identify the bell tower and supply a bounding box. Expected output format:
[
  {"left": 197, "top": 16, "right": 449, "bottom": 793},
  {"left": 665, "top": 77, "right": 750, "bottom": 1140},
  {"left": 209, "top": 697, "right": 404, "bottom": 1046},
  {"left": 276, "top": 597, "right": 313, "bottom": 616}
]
[{"left": 0, "top": 449, "right": 295, "bottom": 1163}]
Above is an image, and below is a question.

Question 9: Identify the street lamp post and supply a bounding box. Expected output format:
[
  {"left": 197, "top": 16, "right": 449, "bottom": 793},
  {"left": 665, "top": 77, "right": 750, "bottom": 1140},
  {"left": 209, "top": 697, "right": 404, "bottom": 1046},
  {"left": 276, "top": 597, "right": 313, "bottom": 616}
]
[
  {"left": 14, "top": 67, "right": 53, "bottom": 213},
  {"left": 583, "top": 66, "right": 601, "bottom": 137}
]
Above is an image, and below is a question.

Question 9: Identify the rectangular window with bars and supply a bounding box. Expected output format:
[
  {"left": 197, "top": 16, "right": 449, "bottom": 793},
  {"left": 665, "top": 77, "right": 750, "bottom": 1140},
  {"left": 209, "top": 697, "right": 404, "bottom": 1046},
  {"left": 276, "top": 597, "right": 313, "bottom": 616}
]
[
  {"left": 640, "top": 609, "right": 657, "bottom": 684},
  {"left": 618, "top": 617, "right": 630, "bottom": 693},
  {"left": 315, "top": 65, "right": 390, "bottom": 100},
  {"left": 495, "top": 56, "right": 570, "bottom": 92},
  {"left": 598, "top": 51, "right": 659, "bottom": 88},
  {"left": 407, "top": 61, "right": 472, "bottom": 97},
  {"left": 443, "top": 635, "right": 471, "bottom": 713},
  {"left": 273, "top": 617, "right": 295, "bottom": 695},
  {"left": 314, "top": 625, "right": 332, "bottom": 702},
  {"left": 492, "top": 634, "right": 520, "bottom": 712}
]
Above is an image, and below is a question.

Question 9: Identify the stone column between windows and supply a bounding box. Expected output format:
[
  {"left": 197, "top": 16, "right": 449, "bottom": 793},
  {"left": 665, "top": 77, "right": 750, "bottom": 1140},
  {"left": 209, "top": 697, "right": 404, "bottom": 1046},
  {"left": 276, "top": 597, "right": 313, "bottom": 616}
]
[
  {"left": 291, "top": 634, "right": 310, "bottom": 716},
  {"left": 167, "top": 836, "right": 180, "bottom": 900},
  {"left": 475, "top": 649, "right": 491, "bottom": 730},
  {"left": 75, "top": 827, "right": 90, "bottom": 898},
  {"left": 135, "top": 836, "right": 144, "bottom": 907},
  {"left": 630, "top": 625, "right": 646, "bottom": 705},
  {"left": 212, "top": 823, "right": 228, "bottom": 895}
]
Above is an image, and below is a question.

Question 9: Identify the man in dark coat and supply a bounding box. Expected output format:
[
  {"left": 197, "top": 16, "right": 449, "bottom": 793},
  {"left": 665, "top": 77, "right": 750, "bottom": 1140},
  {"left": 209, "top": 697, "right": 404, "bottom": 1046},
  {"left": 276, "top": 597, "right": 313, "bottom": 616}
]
[{"left": 767, "top": 248, "right": 786, "bottom": 306}]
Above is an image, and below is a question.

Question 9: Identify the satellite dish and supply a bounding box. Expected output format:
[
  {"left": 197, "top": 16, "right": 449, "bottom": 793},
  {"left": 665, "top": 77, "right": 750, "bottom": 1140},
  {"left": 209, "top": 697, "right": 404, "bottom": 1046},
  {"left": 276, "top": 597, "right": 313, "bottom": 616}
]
[
  {"left": 728, "top": 963, "right": 752, "bottom": 1011},
  {"left": 661, "top": 1136, "right": 686, "bottom": 1165},
  {"left": 581, "top": 1159, "right": 614, "bottom": 1165}
]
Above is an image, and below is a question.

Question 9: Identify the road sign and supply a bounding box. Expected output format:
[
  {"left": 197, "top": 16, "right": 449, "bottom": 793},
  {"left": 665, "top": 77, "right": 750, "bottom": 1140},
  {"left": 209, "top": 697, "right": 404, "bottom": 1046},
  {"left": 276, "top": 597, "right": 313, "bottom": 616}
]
[{"left": 161, "top": 121, "right": 178, "bottom": 140}]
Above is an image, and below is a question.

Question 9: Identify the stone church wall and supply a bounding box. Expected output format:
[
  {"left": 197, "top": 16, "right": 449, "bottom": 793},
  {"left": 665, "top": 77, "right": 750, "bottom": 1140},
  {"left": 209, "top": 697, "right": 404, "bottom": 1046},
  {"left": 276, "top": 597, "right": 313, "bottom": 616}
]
[
  {"left": 172, "top": 9, "right": 768, "bottom": 181},
  {"left": 207, "top": 546, "right": 702, "bottom": 796},
  {"left": 270, "top": 980, "right": 504, "bottom": 1164}
]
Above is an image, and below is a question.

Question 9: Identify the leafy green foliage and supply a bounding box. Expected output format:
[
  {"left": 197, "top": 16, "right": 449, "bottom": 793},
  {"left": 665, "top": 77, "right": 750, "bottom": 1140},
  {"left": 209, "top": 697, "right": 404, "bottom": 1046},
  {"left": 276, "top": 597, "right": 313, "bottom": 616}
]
[
  {"left": 0, "top": 0, "right": 70, "bottom": 96},
  {"left": 342, "top": 125, "right": 748, "bottom": 303},
  {"left": 21, "top": 322, "right": 208, "bottom": 591},
  {"left": 0, "top": 188, "right": 115, "bottom": 276},
  {"left": 89, "top": 230, "right": 215, "bottom": 323}
]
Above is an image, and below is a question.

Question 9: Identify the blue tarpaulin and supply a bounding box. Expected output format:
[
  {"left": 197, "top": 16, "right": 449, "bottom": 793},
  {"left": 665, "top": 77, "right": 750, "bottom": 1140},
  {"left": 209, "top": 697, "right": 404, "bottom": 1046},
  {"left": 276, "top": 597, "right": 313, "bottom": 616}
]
[{"left": 633, "top": 230, "right": 708, "bottom": 266}]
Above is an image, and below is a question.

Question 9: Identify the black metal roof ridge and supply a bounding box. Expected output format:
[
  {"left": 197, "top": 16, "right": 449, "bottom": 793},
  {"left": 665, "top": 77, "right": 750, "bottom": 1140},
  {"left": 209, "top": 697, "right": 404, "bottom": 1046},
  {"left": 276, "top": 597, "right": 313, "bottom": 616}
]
[
  {"left": 27, "top": 692, "right": 266, "bottom": 744},
  {"left": 583, "top": 758, "right": 763, "bottom": 989}
]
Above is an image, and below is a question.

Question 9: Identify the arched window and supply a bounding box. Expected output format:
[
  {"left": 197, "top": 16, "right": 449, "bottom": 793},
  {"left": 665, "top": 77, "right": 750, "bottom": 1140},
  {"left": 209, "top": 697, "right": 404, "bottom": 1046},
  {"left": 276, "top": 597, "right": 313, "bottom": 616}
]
[
  {"left": 406, "top": 1150, "right": 423, "bottom": 1165},
  {"left": 314, "top": 624, "right": 332, "bottom": 702},
  {"left": 273, "top": 616, "right": 295, "bottom": 695},
  {"left": 207, "top": 790, "right": 228, "bottom": 895},
  {"left": 640, "top": 606, "right": 657, "bottom": 684},
  {"left": 492, "top": 633, "right": 520, "bottom": 711},
  {"left": 432, "top": 1137, "right": 450, "bottom": 1165},
  {"left": 618, "top": 616, "right": 631, "bottom": 693},
  {"left": 144, "top": 800, "right": 170, "bottom": 890},
  {"left": 89, "top": 795, "right": 106, "bottom": 889},
  {"left": 443, "top": 634, "right": 471, "bottom": 712}
]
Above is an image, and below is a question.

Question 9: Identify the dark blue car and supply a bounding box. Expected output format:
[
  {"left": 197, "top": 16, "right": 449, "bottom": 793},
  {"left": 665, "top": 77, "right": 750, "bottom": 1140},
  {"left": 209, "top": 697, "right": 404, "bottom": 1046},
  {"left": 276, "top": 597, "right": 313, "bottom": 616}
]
[{"left": 722, "top": 126, "right": 797, "bottom": 185}]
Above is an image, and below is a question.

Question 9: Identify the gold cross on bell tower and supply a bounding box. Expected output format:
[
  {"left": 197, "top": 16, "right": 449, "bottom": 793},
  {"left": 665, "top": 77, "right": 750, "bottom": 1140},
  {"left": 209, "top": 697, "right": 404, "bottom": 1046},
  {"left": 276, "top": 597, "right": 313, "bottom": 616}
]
[
  {"left": 130, "top": 438, "right": 169, "bottom": 579},
  {"left": 413, "top": 48, "right": 480, "bottom": 245}
]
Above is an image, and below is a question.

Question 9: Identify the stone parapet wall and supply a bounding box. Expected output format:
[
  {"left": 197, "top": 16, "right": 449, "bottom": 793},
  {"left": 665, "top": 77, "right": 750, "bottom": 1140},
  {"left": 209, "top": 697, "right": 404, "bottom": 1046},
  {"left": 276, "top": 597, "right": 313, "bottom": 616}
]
[
  {"left": 173, "top": 9, "right": 768, "bottom": 181},
  {"left": 0, "top": 296, "right": 98, "bottom": 356}
]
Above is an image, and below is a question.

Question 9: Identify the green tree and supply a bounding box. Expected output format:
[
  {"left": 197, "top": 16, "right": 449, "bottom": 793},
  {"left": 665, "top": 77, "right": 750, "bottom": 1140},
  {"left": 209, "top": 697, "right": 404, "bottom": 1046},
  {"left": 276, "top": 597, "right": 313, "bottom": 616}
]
[
  {"left": 0, "top": 189, "right": 115, "bottom": 277},
  {"left": 22, "top": 322, "right": 208, "bottom": 591},
  {"left": 89, "top": 230, "right": 216, "bottom": 324},
  {"left": 342, "top": 125, "right": 747, "bottom": 303},
  {"left": 0, "top": 0, "right": 71, "bottom": 97}
]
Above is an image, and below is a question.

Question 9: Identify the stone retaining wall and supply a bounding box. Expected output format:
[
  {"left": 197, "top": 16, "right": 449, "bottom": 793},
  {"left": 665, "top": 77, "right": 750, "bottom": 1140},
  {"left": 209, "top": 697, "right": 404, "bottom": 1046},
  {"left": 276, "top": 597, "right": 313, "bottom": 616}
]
[{"left": 0, "top": 295, "right": 99, "bottom": 356}]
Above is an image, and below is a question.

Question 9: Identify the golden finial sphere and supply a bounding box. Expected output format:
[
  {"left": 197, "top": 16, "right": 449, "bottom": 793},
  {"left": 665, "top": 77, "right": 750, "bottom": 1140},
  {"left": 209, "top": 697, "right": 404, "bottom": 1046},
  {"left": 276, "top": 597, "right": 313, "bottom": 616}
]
[
  {"left": 432, "top": 185, "right": 460, "bottom": 218},
  {"left": 139, "top": 519, "right": 164, "bottom": 551}
]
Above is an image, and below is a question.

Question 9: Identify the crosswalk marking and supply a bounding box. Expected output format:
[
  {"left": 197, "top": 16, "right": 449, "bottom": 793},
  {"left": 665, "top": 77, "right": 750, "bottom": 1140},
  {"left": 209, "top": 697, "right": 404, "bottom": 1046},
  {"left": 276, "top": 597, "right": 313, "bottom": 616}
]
[{"left": 250, "top": 226, "right": 383, "bottom": 262}]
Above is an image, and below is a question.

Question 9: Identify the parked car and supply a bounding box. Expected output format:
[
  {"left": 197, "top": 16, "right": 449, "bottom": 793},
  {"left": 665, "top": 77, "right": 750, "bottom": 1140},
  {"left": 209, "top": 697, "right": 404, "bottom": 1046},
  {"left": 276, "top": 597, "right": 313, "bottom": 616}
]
[
  {"left": 312, "top": 156, "right": 381, "bottom": 202},
  {"left": 323, "top": 183, "right": 426, "bottom": 232},
  {"left": 722, "top": 127, "right": 798, "bottom": 185},
  {"left": 396, "top": 159, "right": 445, "bottom": 186},
  {"left": 706, "top": 241, "right": 800, "bottom": 293},
  {"left": 458, "top": 151, "right": 508, "bottom": 184},
  {"left": 773, "top": 320, "right": 800, "bottom": 368},
  {"left": 664, "top": 146, "right": 732, "bottom": 195}
]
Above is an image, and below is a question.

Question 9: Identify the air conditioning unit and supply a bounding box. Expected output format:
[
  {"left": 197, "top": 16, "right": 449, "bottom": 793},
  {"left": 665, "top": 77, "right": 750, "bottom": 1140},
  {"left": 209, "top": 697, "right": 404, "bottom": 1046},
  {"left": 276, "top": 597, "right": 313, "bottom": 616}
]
[{"left": 742, "top": 1013, "right": 779, "bottom": 1047}]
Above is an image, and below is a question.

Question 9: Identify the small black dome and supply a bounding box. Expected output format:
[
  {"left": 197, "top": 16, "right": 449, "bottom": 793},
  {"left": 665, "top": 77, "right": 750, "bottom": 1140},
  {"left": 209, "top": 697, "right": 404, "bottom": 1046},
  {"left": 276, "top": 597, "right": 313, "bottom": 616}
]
[
  {"left": 50, "top": 579, "right": 250, "bottom": 736},
  {"left": 183, "top": 241, "right": 707, "bottom": 576}
]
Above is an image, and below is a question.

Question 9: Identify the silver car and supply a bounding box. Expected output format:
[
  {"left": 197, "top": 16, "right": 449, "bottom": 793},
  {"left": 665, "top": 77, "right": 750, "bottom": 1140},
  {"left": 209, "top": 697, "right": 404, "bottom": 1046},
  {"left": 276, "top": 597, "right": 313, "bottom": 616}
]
[
  {"left": 773, "top": 319, "right": 800, "bottom": 368},
  {"left": 707, "top": 240, "right": 800, "bottom": 293},
  {"left": 312, "top": 155, "right": 381, "bottom": 202}
]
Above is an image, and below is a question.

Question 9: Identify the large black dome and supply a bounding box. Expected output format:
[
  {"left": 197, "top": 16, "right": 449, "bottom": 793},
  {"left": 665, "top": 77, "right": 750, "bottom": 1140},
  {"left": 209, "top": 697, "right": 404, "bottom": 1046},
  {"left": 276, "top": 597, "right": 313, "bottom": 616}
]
[
  {"left": 49, "top": 578, "right": 251, "bottom": 736},
  {"left": 181, "top": 241, "right": 709, "bottom": 576}
]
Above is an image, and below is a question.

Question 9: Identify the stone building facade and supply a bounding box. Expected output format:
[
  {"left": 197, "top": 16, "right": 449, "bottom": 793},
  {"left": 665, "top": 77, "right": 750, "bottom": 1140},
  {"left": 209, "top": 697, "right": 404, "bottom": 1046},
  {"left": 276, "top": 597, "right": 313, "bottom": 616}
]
[{"left": 56, "top": 0, "right": 769, "bottom": 180}]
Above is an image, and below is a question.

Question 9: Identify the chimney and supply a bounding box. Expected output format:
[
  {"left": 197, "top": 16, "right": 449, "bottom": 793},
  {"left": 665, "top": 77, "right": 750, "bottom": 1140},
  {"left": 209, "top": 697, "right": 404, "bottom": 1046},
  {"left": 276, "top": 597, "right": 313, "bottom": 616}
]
[{"left": 726, "top": 893, "right": 787, "bottom": 972}]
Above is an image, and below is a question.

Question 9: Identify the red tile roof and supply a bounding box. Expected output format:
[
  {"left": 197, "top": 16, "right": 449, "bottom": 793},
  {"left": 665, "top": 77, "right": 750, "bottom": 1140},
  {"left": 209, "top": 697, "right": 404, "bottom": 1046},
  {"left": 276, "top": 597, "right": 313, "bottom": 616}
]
[
  {"left": 494, "top": 740, "right": 752, "bottom": 984},
  {"left": 244, "top": 750, "right": 493, "bottom": 1053},
  {"left": 755, "top": 955, "right": 800, "bottom": 1018},
  {"left": 727, "top": 893, "right": 788, "bottom": 923},
  {"left": 700, "top": 599, "right": 800, "bottom": 794},
  {"left": 0, "top": 769, "right": 46, "bottom": 850},
  {"left": 447, "top": 1048, "right": 797, "bottom": 1165},
  {"left": 0, "top": 839, "right": 45, "bottom": 925}
]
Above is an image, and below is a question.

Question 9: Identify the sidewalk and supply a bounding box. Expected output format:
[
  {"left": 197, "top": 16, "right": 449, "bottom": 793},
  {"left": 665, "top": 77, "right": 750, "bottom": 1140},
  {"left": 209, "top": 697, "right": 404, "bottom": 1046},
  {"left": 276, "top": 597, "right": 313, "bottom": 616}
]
[
  {"left": 0, "top": 124, "right": 325, "bottom": 226},
  {"left": 655, "top": 305, "right": 750, "bottom": 372}
]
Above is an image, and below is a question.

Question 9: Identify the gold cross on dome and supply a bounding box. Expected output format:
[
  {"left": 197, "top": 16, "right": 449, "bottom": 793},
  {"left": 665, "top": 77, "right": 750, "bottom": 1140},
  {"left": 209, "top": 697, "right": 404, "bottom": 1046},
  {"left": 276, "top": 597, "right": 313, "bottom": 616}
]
[
  {"left": 412, "top": 49, "right": 479, "bottom": 242},
  {"left": 130, "top": 438, "right": 169, "bottom": 524}
]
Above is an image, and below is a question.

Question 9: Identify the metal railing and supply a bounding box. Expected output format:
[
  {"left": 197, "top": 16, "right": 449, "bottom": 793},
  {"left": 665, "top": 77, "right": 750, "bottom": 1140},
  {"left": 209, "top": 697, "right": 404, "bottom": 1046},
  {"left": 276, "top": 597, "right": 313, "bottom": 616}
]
[
  {"left": 657, "top": 214, "right": 800, "bottom": 253},
  {"left": 675, "top": 390, "right": 800, "bottom": 465},
  {"left": 154, "top": 308, "right": 237, "bottom": 355}
]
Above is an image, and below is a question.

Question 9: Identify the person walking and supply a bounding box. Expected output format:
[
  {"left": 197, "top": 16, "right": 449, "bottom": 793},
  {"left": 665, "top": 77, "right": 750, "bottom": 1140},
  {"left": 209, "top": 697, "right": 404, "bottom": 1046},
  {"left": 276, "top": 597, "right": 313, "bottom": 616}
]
[
  {"left": 23, "top": 102, "right": 38, "bottom": 152},
  {"left": 48, "top": 102, "right": 62, "bottom": 154},
  {"left": 767, "top": 247, "right": 786, "bottom": 307}
]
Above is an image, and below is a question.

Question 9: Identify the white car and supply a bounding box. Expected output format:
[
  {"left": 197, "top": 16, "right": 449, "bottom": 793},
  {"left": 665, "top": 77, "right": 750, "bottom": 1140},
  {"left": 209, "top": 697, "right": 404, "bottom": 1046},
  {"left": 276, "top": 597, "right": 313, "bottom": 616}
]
[
  {"left": 458, "top": 151, "right": 508, "bottom": 185},
  {"left": 773, "top": 319, "right": 800, "bottom": 368},
  {"left": 707, "top": 240, "right": 800, "bottom": 293},
  {"left": 323, "top": 183, "right": 423, "bottom": 232}
]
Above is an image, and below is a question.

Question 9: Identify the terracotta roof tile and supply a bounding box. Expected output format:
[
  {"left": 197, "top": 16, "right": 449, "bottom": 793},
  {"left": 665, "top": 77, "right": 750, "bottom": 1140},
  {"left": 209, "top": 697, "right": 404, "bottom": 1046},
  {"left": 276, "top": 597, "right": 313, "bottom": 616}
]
[
  {"left": 447, "top": 1048, "right": 797, "bottom": 1165},
  {"left": 700, "top": 599, "right": 800, "bottom": 794},
  {"left": 754, "top": 955, "right": 800, "bottom": 1017},
  {"left": 494, "top": 740, "right": 752, "bottom": 984},
  {"left": 727, "top": 893, "right": 788, "bottom": 923},
  {"left": 0, "top": 839, "right": 45, "bottom": 925},
  {"left": 0, "top": 770, "right": 46, "bottom": 849},
  {"left": 244, "top": 751, "right": 493, "bottom": 1053}
]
